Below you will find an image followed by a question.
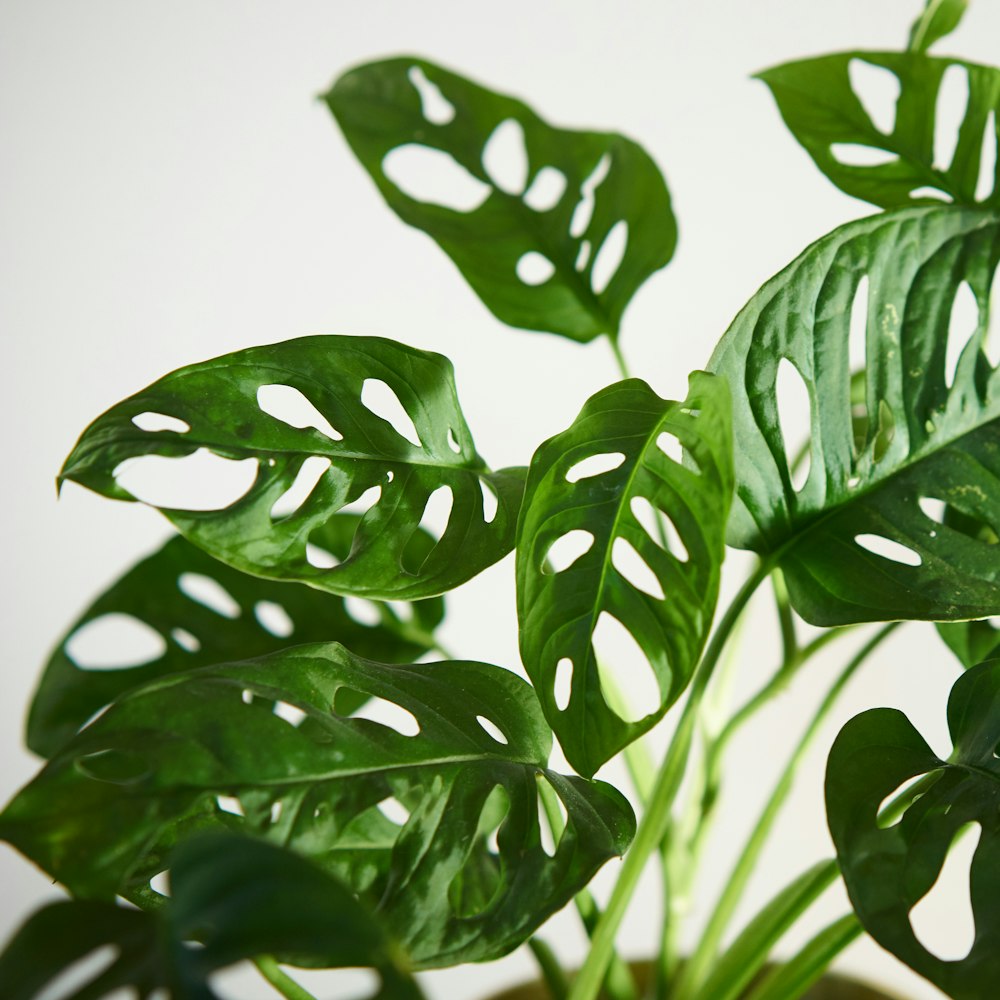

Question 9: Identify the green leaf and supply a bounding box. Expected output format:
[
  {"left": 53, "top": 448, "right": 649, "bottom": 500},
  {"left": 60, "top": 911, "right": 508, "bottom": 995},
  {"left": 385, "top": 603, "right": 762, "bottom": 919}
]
[
  {"left": 28, "top": 524, "right": 443, "bottom": 758},
  {"left": 937, "top": 617, "right": 1000, "bottom": 667},
  {"left": 826, "top": 659, "right": 1000, "bottom": 1000},
  {"left": 0, "top": 644, "right": 634, "bottom": 968},
  {"left": 0, "top": 833, "right": 418, "bottom": 999},
  {"left": 324, "top": 57, "right": 676, "bottom": 343},
  {"left": 58, "top": 335, "right": 524, "bottom": 600},
  {"left": 757, "top": 50, "right": 999, "bottom": 208},
  {"left": 908, "top": 0, "right": 968, "bottom": 53},
  {"left": 709, "top": 206, "right": 1000, "bottom": 625},
  {"left": 516, "top": 374, "right": 732, "bottom": 777}
]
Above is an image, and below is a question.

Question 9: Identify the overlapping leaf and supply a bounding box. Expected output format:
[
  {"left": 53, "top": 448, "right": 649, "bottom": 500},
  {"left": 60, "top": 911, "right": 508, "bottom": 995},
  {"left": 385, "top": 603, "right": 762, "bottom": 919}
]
[
  {"left": 0, "top": 833, "right": 419, "bottom": 999},
  {"left": 58, "top": 336, "right": 524, "bottom": 601},
  {"left": 325, "top": 57, "right": 676, "bottom": 342},
  {"left": 709, "top": 206, "right": 1000, "bottom": 625},
  {"left": 28, "top": 521, "right": 443, "bottom": 758},
  {"left": 516, "top": 374, "right": 733, "bottom": 778},
  {"left": 758, "top": 47, "right": 999, "bottom": 208},
  {"left": 0, "top": 644, "right": 634, "bottom": 968},
  {"left": 826, "top": 659, "right": 1000, "bottom": 1000}
]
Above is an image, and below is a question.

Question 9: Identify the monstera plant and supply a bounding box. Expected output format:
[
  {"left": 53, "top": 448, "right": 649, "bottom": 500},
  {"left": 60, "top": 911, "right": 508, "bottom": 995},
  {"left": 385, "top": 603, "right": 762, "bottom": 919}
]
[{"left": 2, "top": 1, "right": 1000, "bottom": 998}]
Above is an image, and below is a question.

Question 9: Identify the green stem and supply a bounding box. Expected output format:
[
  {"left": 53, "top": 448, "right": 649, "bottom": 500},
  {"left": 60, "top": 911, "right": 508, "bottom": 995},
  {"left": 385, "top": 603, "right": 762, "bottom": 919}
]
[
  {"left": 529, "top": 937, "right": 570, "bottom": 1000},
  {"left": 566, "top": 559, "right": 775, "bottom": 1000},
  {"left": 254, "top": 957, "right": 321, "bottom": 1000},
  {"left": 608, "top": 334, "right": 632, "bottom": 380},
  {"left": 771, "top": 569, "right": 797, "bottom": 665}
]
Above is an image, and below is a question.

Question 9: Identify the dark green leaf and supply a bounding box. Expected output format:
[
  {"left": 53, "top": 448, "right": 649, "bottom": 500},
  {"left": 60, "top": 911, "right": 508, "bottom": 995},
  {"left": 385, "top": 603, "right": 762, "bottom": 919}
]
[
  {"left": 758, "top": 50, "right": 999, "bottom": 207},
  {"left": 826, "top": 659, "right": 1000, "bottom": 1000},
  {"left": 709, "top": 206, "right": 1000, "bottom": 625},
  {"left": 516, "top": 374, "right": 732, "bottom": 777},
  {"left": 58, "top": 336, "right": 524, "bottom": 600},
  {"left": 908, "top": 0, "right": 968, "bottom": 53},
  {"left": 937, "top": 617, "right": 1000, "bottom": 667},
  {"left": 0, "top": 644, "right": 634, "bottom": 968},
  {"left": 29, "top": 523, "right": 443, "bottom": 758},
  {"left": 324, "top": 57, "right": 676, "bottom": 343}
]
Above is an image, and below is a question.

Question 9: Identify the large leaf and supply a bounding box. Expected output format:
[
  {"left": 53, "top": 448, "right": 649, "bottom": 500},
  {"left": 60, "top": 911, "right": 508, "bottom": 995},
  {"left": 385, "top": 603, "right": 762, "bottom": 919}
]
[
  {"left": 826, "top": 659, "right": 1000, "bottom": 1000},
  {"left": 58, "top": 336, "right": 524, "bottom": 600},
  {"left": 709, "top": 206, "right": 1000, "bottom": 625},
  {"left": 516, "top": 374, "right": 733, "bottom": 777},
  {"left": 324, "top": 57, "right": 676, "bottom": 343},
  {"left": 758, "top": 49, "right": 1000, "bottom": 208},
  {"left": 0, "top": 644, "right": 634, "bottom": 968},
  {"left": 28, "top": 521, "right": 443, "bottom": 758},
  {"left": 0, "top": 833, "right": 418, "bottom": 999}
]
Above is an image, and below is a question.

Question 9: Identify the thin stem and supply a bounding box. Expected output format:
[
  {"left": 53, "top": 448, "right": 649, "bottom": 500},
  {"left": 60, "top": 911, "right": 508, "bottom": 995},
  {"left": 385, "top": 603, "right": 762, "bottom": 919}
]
[
  {"left": 529, "top": 937, "right": 570, "bottom": 1000},
  {"left": 771, "top": 569, "right": 797, "bottom": 665},
  {"left": 608, "top": 334, "right": 632, "bottom": 380},
  {"left": 254, "top": 957, "right": 320, "bottom": 1000},
  {"left": 567, "top": 558, "right": 775, "bottom": 1000}
]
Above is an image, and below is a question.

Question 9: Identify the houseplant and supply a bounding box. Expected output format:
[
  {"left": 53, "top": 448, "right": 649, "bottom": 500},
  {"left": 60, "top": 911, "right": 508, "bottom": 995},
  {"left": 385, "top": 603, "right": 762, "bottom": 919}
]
[{"left": 2, "top": 0, "right": 1000, "bottom": 997}]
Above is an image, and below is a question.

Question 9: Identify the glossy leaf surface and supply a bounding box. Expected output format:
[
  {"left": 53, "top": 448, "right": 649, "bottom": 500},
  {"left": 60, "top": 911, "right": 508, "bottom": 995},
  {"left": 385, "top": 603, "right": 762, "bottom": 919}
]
[
  {"left": 325, "top": 57, "right": 676, "bottom": 342},
  {"left": 59, "top": 336, "right": 524, "bottom": 600},
  {"left": 758, "top": 50, "right": 1000, "bottom": 208},
  {"left": 29, "top": 523, "right": 443, "bottom": 758},
  {"left": 826, "top": 660, "right": 1000, "bottom": 1000},
  {"left": 709, "top": 206, "right": 1000, "bottom": 625},
  {"left": 517, "top": 375, "right": 732, "bottom": 777},
  {"left": 0, "top": 645, "right": 634, "bottom": 968}
]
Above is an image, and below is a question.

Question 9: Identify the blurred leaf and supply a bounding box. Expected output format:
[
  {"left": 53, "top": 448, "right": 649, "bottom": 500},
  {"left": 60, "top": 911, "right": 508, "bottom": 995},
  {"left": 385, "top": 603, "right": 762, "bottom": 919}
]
[
  {"left": 325, "top": 57, "right": 676, "bottom": 343},
  {"left": 516, "top": 374, "right": 732, "bottom": 777},
  {"left": 908, "top": 0, "right": 968, "bottom": 53},
  {"left": 937, "top": 617, "right": 1000, "bottom": 667}
]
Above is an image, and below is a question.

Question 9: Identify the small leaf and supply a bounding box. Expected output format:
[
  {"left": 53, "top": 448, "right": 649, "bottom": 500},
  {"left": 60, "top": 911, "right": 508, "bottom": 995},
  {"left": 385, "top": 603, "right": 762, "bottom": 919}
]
[
  {"left": 516, "top": 374, "right": 733, "bottom": 777},
  {"left": 324, "top": 57, "right": 676, "bottom": 343},
  {"left": 908, "top": 0, "right": 969, "bottom": 54},
  {"left": 58, "top": 336, "right": 525, "bottom": 600},
  {"left": 0, "top": 645, "right": 634, "bottom": 968},
  {"left": 826, "top": 659, "right": 1000, "bottom": 1000},
  {"left": 937, "top": 617, "right": 1000, "bottom": 668},
  {"left": 758, "top": 50, "right": 1000, "bottom": 207}
]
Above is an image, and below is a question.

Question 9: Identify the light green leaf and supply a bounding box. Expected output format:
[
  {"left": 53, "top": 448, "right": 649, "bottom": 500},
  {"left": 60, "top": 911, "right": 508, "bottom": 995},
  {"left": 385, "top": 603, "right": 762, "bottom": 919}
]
[
  {"left": 758, "top": 50, "right": 999, "bottom": 207},
  {"left": 58, "top": 336, "right": 524, "bottom": 601},
  {"left": 516, "top": 374, "right": 732, "bottom": 778},
  {"left": 709, "top": 206, "right": 1000, "bottom": 625},
  {"left": 324, "top": 57, "right": 676, "bottom": 343},
  {"left": 826, "top": 659, "right": 1000, "bottom": 1000},
  {"left": 0, "top": 645, "right": 634, "bottom": 968},
  {"left": 908, "top": 0, "right": 968, "bottom": 53}
]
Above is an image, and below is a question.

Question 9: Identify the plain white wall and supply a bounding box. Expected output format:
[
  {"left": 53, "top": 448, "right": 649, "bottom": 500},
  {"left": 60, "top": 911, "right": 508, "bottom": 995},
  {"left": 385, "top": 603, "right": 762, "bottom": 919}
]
[{"left": 2, "top": 1, "right": 999, "bottom": 997}]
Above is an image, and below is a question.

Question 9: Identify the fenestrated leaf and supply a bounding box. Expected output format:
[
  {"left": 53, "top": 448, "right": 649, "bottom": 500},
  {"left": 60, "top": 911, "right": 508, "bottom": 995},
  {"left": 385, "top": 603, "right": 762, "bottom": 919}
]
[
  {"left": 0, "top": 644, "right": 634, "bottom": 968},
  {"left": 0, "top": 833, "right": 419, "bottom": 999},
  {"left": 709, "top": 206, "right": 1000, "bottom": 625},
  {"left": 516, "top": 374, "right": 732, "bottom": 777},
  {"left": 826, "top": 659, "right": 1000, "bottom": 1000},
  {"left": 758, "top": 50, "right": 999, "bottom": 208},
  {"left": 324, "top": 57, "right": 676, "bottom": 343},
  {"left": 28, "top": 521, "right": 444, "bottom": 758},
  {"left": 58, "top": 336, "right": 524, "bottom": 601},
  {"left": 908, "top": 0, "right": 968, "bottom": 53}
]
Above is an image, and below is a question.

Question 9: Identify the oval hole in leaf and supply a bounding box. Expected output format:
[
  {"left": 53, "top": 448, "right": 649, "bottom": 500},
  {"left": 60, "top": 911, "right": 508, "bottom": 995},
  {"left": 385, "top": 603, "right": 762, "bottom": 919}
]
[
  {"left": 131, "top": 411, "right": 190, "bottom": 433},
  {"left": 361, "top": 378, "right": 422, "bottom": 448},
  {"left": 447, "top": 427, "right": 462, "bottom": 454},
  {"left": 592, "top": 611, "right": 658, "bottom": 723},
  {"left": 524, "top": 166, "right": 567, "bottom": 211},
  {"left": 872, "top": 398, "right": 896, "bottom": 462},
  {"left": 351, "top": 696, "right": 421, "bottom": 737},
  {"left": 933, "top": 63, "right": 969, "bottom": 172},
  {"left": 382, "top": 144, "right": 490, "bottom": 212},
  {"left": 854, "top": 533, "right": 922, "bottom": 567},
  {"left": 554, "top": 657, "right": 573, "bottom": 711},
  {"left": 254, "top": 600, "right": 294, "bottom": 638},
  {"left": 542, "top": 529, "right": 594, "bottom": 574},
  {"left": 257, "top": 384, "right": 342, "bottom": 441},
  {"left": 946, "top": 281, "right": 979, "bottom": 388},
  {"left": 910, "top": 185, "right": 951, "bottom": 202},
  {"left": 656, "top": 430, "right": 682, "bottom": 465},
  {"left": 516, "top": 251, "right": 555, "bottom": 286},
  {"left": 876, "top": 774, "right": 930, "bottom": 828},
  {"left": 612, "top": 537, "right": 665, "bottom": 600},
  {"left": 830, "top": 144, "right": 898, "bottom": 167},
  {"left": 592, "top": 221, "right": 628, "bottom": 295},
  {"left": 570, "top": 153, "right": 611, "bottom": 238},
  {"left": 377, "top": 797, "right": 411, "bottom": 825},
  {"left": 480, "top": 476, "right": 498, "bottom": 524},
  {"left": 344, "top": 596, "right": 382, "bottom": 627},
  {"left": 630, "top": 496, "right": 689, "bottom": 562},
  {"left": 271, "top": 456, "right": 332, "bottom": 519},
  {"left": 482, "top": 118, "right": 528, "bottom": 195},
  {"left": 407, "top": 65, "right": 455, "bottom": 125},
  {"left": 171, "top": 627, "right": 200, "bottom": 653},
  {"left": 848, "top": 58, "right": 900, "bottom": 135},
  {"left": 273, "top": 701, "right": 307, "bottom": 727},
  {"left": 976, "top": 110, "right": 997, "bottom": 202},
  {"left": 987, "top": 282, "right": 1000, "bottom": 368},
  {"left": 178, "top": 573, "right": 241, "bottom": 619},
  {"left": 476, "top": 715, "right": 508, "bottom": 745},
  {"left": 909, "top": 822, "right": 981, "bottom": 961},
  {"left": 115, "top": 450, "right": 257, "bottom": 511},
  {"left": 216, "top": 795, "right": 245, "bottom": 817},
  {"left": 775, "top": 358, "right": 811, "bottom": 490},
  {"left": 66, "top": 613, "right": 166, "bottom": 670},
  {"left": 919, "top": 496, "right": 947, "bottom": 524},
  {"left": 848, "top": 280, "right": 869, "bottom": 447},
  {"left": 305, "top": 542, "right": 338, "bottom": 569},
  {"left": 575, "top": 239, "right": 591, "bottom": 271},
  {"left": 403, "top": 485, "right": 454, "bottom": 573},
  {"left": 340, "top": 483, "right": 382, "bottom": 516},
  {"left": 449, "top": 785, "right": 509, "bottom": 917},
  {"left": 565, "top": 451, "right": 626, "bottom": 483}
]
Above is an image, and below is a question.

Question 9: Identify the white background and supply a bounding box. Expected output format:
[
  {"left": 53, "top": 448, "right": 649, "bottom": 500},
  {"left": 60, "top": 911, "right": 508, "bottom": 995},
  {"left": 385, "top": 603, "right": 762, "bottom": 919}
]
[{"left": 2, "top": 2, "right": 999, "bottom": 998}]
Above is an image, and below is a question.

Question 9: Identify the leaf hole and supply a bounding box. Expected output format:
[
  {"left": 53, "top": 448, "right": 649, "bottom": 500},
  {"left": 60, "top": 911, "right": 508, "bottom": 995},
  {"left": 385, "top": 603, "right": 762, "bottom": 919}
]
[
  {"left": 575, "top": 239, "right": 592, "bottom": 271},
  {"left": 402, "top": 485, "right": 454, "bottom": 573},
  {"left": 987, "top": 281, "right": 1000, "bottom": 368},
  {"left": 655, "top": 431, "right": 683, "bottom": 465},
  {"left": 477, "top": 715, "right": 508, "bottom": 745},
  {"left": 933, "top": 63, "right": 969, "bottom": 172},
  {"left": 854, "top": 533, "right": 922, "bottom": 567},
  {"left": 150, "top": 870, "right": 170, "bottom": 897},
  {"left": 909, "top": 821, "right": 981, "bottom": 961},
  {"left": 565, "top": 451, "right": 626, "bottom": 482},
  {"left": 270, "top": 456, "right": 332, "bottom": 519},
  {"left": 542, "top": 529, "right": 594, "bottom": 574},
  {"left": 592, "top": 611, "right": 658, "bottom": 723},
  {"left": 872, "top": 398, "right": 895, "bottom": 463},
  {"left": 554, "top": 657, "right": 573, "bottom": 711},
  {"left": 114, "top": 450, "right": 257, "bottom": 511},
  {"left": 407, "top": 65, "right": 455, "bottom": 125},
  {"left": 216, "top": 794, "right": 245, "bottom": 817},
  {"left": 591, "top": 221, "right": 628, "bottom": 295},
  {"left": 270, "top": 800, "right": 284, "bottom": 824},
  {"left": 849, "top": 276, "right": 870, "bottom": 376},
  {"left": 241, "top": 689, "right": 254, "bottom": 705},
  {"left": 516, "top": 251, "right": 556, "bottom": 286},
  {"left": 910, "top": 185, "right": 951, "bottom": 202},
  {"left": 340, "top": 483, "right": 382, "bottom": 516},
  {"left": 361, "top": 378, "right": 422, "bottom": 448},
  {"left": 305, "top": 542, "right": 339, "bottom": 569},
  {"left": 918, "top": 496, "right": 947, "bottom": 524},
  {"left": 382, "top": 144, "right": 490, "bottom": 212},
  {"left": 876, "top": 774, "right": 928, "bottom": 827},
  {"left": 570, "top": 153, "right": 611, "bottom": 237},
  {"left": 523, "top": 166, "right": 567, "bottom": 211},
  {"left": 536, "top": 778, "right": 564, "bottom": 858},
  {"left": 976, "top": 110, "right": 997, "bottom": 202},
  {"left": 179, "top": 573, "right": 241, "bottom": 619},
  {"left": 171, "top": 627, "right": 200, "bottom": 652},
  {"left": 775, "top": 358, "right": 811, "bottom": 490},
  {"left": 848, "top": 58, "right": 900, "bottom": 135},
  {"left": 254, "top": 600, "right": 294, "bottom": 638},
  {"left": 377, "top": 797, "right": 411, "bottom": 825},
  {"left": 350, "top": 696, "right": 421, "bottom": 737},
  {"left": 273, "top": 701, "right": 306, "bottom": 727},
  {"left": 480, "top": 477, "right": 499, "bottom": 524},
  {"left": 630, "top": 496, "right": 688, "bottom": 562},
  {"left": 131, "top": 411, "right": 190, "bottom": 433},
  {"left": 448, "top": 785, "right": 509, "bottom": 917},
  {"left": 829, "top": 144, "right": 898, "bottom": 167},
  {"left": 482, "top": 118, "right": 528, "bottom": 195},
  {"left": 257, "top": 384, "right": 342, "bottom": 441},
  {"left": 612, "top": 537, "right": 665, "bottom": 601},
  {"left": 344, "top": 596, "right": 382, "bottom": 627},
  {"left": 447, "top": 427, "right": 462, "bottom": 453},
  {"left": 30, "top": 944, "right": 119, "bottom": 1000},
  {"left": 945, "top": 281, "right": 979, "bottom": 388},
  {"left": 66, "top": 613, "right": 167, "bottom": 670}
]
